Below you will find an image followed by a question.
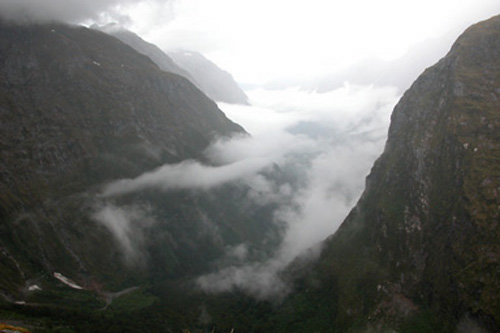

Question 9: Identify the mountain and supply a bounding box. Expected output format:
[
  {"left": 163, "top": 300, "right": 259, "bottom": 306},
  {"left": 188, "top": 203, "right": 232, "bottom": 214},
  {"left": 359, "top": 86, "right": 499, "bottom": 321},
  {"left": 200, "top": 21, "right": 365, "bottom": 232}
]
[
  {"left": 1, "top": 14, "right": 499, "bottom": 333},
  {"left": 98, "top": 25, "right": 249, "bottom": 105},
  {"left": 169, "top": 50, "right": 249, "bottom": 105},
  {"left": 95, "top": 24, "right": 197, "bottom": 84},
  {"left": 267, "top": 14, "right": 500, "bottom": 332},
  {"left": 0, "top": 20, "right": 281, "bottom": 323}
]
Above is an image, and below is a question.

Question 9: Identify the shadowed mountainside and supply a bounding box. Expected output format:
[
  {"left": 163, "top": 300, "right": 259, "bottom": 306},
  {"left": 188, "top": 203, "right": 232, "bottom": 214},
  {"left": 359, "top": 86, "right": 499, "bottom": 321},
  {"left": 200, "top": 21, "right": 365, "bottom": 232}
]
[{"left": 0, "top": 21, "right": 278, "bottom": 309}]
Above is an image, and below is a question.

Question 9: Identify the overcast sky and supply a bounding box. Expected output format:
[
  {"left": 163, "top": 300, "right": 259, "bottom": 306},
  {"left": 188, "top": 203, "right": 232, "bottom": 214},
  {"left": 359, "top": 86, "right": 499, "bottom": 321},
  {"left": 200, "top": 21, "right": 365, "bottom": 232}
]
[
  {"left": 1, "top": 0, "right": 499, "bottom": 85},
  {"left": 109, "top": 0, "right": 500, "bottom": 85}
]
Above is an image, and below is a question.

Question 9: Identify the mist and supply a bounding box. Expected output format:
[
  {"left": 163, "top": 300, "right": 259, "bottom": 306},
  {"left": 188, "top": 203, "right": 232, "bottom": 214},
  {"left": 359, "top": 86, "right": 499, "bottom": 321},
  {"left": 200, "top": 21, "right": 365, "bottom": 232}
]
[
  {"left": 101, "top": 157, "right": 272, "bottom": 197},
  {"left": 92, "top": 203, "right": 155, "bottom": 265},
  {"left": 197, "top": 84, "right": 399, "bottom": 299},
  {"left": 92, "top": 82, "right": 398, "bottom": 298},
  {"left": 129, "top": 0, "right": 500, "bottom": 86}
]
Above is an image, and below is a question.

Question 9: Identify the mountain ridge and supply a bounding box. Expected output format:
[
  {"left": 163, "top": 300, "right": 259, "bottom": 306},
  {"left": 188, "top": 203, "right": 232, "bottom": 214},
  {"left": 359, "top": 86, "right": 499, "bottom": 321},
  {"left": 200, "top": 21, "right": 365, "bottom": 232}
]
[
  {"left": 95, "top": 24, "right": 197, "bottom": 84},
  {"left": 168, "top": 50, "right": 250, "bottom": 105},
  {"left": 271, "top": 14, "right": 500, "bottom": 332},
  {"left": 0, "top": 21, "right": 281, "bottom": 310},
  {"left": 97, "top": 25, "right": 249, "bottom": 105}
]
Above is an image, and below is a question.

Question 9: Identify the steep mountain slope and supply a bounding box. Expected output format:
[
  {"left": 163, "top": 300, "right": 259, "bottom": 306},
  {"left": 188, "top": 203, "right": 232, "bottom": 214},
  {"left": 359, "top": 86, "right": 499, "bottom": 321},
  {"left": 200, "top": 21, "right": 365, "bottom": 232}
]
[
  {"left": 96, "top": 24, "right": 197, "bottom": 84},
  {"left": 268, "top": 14, "right": 500, "bottom": 332},
  {"left": 169, "top": 50, "right": 249, "bottom": 105},
  {"left": 99, "top": 25, "right": 249, "bottom": 105},
  {"left": 0, "top": 21, "right": 278, "bottom": 309}
]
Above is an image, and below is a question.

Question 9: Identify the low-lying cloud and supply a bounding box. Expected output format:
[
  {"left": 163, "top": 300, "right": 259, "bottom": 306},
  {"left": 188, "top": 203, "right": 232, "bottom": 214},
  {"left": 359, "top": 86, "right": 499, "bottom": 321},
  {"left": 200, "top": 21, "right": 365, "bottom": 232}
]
[
  {"left": 195, "top": 84, "right": 400, "bottom": 299},
  {"left": 92, "top": 203, "right": 155, "bottom": 264},
  {"left": 197, "top": 258, "right": 289, "bottom": 301},
  {"left": 101, "top": 157, "right": 272, "bottom": 197},
  {"left": 93, "top": 83, "right": 399, "bottom": 299}
]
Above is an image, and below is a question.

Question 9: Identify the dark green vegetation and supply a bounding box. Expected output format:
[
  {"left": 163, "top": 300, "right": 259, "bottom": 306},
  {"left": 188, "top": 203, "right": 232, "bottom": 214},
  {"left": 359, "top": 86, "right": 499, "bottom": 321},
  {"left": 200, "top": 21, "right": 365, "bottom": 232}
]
[
  {"left": 0, "top": 14, "right": 499, "bottom": 332},
  {"left": 0, "top": 20, "right": 279, "bottom": 331}
]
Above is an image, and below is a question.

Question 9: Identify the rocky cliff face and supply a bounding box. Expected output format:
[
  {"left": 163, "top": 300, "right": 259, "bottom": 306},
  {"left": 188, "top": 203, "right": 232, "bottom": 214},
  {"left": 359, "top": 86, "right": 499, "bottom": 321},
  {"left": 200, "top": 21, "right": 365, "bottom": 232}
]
[
  {"left": 272, "top": 15, "right": 500, "bottom": 332},
  {"left": 0, "top": 21, "right": 276, "bottom": 305}
]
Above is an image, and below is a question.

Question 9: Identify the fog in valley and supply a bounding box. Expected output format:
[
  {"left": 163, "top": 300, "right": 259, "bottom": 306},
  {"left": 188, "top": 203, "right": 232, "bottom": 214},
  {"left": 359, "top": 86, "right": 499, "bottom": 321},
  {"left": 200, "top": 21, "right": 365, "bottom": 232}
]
[
  {"left": 3, "top": 0, "right": 500, "bottom": 300},
  {"left": 197, "top": 85, "right": 399, "bottom": 299},
  {"left": 94, "top": 83, "right": 398, "bottom": 298}
]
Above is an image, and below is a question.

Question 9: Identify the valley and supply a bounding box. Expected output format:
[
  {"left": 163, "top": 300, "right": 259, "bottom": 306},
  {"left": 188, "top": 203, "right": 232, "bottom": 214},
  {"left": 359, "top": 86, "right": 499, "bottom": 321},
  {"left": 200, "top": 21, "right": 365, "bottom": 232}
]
[{"left": 0, "top": 10, "right": 499, "bottom": 333}]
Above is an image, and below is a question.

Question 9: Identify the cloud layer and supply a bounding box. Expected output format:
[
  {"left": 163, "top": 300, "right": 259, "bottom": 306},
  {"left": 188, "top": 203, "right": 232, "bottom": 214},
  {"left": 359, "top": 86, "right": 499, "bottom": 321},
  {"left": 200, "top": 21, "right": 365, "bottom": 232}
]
[
  {"left": 101, "top": 157, "right": 272, "bottom": 197},
  {"left": 195, "top": 84, "right": 399, "bottom": 299},
  {"left": 94, "top": 83, "right": 398, "bottom": 299}
]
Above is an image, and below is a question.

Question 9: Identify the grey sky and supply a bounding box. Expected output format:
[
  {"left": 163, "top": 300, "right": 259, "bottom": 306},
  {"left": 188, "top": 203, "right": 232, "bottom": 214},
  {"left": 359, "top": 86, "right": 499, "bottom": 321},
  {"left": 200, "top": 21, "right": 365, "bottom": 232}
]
[
  {"left": 2, "top": 0, "right": 498, "bottom": 84},
  {"left": 0, "top": 0, "right": 143, "bottom": 23}
]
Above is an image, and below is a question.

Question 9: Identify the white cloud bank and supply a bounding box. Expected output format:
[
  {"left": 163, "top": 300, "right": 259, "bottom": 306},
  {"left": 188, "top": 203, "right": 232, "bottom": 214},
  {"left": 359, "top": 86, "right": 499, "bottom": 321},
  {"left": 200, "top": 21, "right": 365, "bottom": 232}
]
[
  {"left": 196, "top": 84, "right": 399, "bottom": 299},
  {"left": 95, "top": 84, "right": 398, "bottom": 297},
  {"left": 101, "top": 157, "right": 276, "bottom": 197}
]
